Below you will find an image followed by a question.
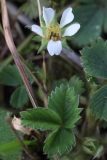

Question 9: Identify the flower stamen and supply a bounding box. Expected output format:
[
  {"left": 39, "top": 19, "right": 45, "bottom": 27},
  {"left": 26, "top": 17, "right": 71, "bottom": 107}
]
[{"left": 46, "top": 24, "right": 61, "bottom": 41}]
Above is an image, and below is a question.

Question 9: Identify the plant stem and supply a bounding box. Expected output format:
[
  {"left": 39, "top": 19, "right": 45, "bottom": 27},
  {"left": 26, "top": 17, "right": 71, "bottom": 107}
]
[{"left": 36, "top": 0, "right": 48, "bottom": 107}]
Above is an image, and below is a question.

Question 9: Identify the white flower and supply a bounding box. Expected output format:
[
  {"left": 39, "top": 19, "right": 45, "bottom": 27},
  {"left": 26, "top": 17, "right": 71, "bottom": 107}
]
[{"left": 31, "top": 7, "right": 80, "bottom": 56}]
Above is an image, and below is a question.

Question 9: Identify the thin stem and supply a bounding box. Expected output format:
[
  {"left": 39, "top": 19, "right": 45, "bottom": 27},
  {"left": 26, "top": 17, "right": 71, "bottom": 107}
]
[
  {"left": 42, "top": 53, "right": 47, "bottom": 85},
  {"left": 36, "top": 0, "right": 48, "bottom": 107}
]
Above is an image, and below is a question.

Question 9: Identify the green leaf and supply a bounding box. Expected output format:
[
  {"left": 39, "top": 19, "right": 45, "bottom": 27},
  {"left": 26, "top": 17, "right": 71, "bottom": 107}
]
[
  {"left": 52, "top": 76, "right": 84, "bottom": 95},
  {"left": 52, "top": 78, "right": 67, "bottom": 91},
  {"left": 90, "top": 85, "right": 107, "bottom": 120},
  {"left": 38, "top": 38, "right": 48, "bottom": 53},
  {"left": 48, "top": 84, "right": 82, "bottom": 128},
  {"left": 81, "top": 38, "right": 107, "bottom": 79},
  {"left": 0, "top": 65, "right": 22, "bottom": 86},
  {"left": 72, "top": 4, "right": 103, "bottom": 47},
  {"left": 61, "top": 38, "right": 71, "bottom": 52},
  {"left": 0, "top": 140, "right": 30, "bottom": 156},
  {"left": 0, "top": 111, "right": 16, "bottom": 145},
  {"left": 68, "top": 76, "right": 84, "bottom": 95},
  {"left": 32, "top": 36, "right": 42, "bottom": 41},
  {"left": 21, "top": 108, "right": 62, "bottom": 131},
  {"left": 44, "top": 128, "right": 75, "bottom": 156},
  {"left": 20, "top": 1, "right": 37, "bottom": 19},
  {"left": 10, "top": 86, "right": 29, "bottom": 109},
  {"left": 0, "top": 111, "right": 20, "bottom": 160}
]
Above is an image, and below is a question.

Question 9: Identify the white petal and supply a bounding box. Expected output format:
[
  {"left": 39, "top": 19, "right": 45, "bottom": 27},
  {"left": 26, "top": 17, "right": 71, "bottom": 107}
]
[
  {"left": 62, "top": 23, "right": 80, "bottom": 37},
  {"left": 47, "top": 40, "right": 62, "bottom": 56},
  {"left": 43, "top": 7, "right": 54, "bottom": 27},
  {"left": 31, "top": 25, "right": 44, "bottom": 37},
  {"left": 60, "top": 7, "right": 74, "bottom": 28}
]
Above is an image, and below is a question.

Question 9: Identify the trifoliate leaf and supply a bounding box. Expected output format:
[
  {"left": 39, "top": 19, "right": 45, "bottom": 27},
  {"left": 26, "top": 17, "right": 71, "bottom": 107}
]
[
  {"left": 21, "top": 108, "right": 62, "bottom": 131},
  {"left": 38, "top": 38, "right": 48, "bottom": 53},
  {"left": 48, "top": 84, "right": 82, "bottom": 128},
  {"left": 90, "top": 85, "right": 107, "bottom": 120},
  {"left": 21, "top": 84, "right": 82, "bottom": 157},
  {"left": 72, "top": 4, "right": 103, "bottom": 47},
  {"left": 44, "top": 128, "right": 75, "bottom": 156},
  {"left": 10, "top": 86, "right": 29, "bottom": 109},
  {"left": 81, "top": 38, "right": 107, "bottom": 79},
  {"left": 68, "top": 75, "right": 84, "bottom": 95},
  {"left": 0, "top": 65, "right": 22, "bottom": 86}
]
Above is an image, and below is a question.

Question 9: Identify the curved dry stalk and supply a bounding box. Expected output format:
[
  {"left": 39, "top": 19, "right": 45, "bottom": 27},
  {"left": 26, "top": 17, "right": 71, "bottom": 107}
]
[{"left": 0, "top": 0, "right": 37, "bottom": 108}]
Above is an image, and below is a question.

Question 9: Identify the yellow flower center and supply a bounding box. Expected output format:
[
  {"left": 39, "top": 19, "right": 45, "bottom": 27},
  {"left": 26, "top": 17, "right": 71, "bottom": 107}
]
[{"left": 46, "top": 24, "right": 61, "bottom": 41}]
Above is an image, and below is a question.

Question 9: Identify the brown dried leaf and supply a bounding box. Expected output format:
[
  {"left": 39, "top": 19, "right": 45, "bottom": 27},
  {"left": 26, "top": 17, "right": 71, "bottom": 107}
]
[{"left": 12, "top": 116, "right": 31, "bottom": 135}]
